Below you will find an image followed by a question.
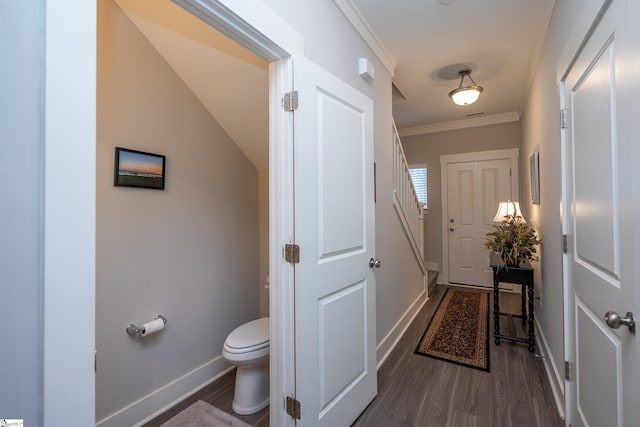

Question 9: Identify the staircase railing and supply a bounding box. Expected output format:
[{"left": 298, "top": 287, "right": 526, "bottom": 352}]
[{"left": 392, "top": 121, "right": 426, "bottom": 272}]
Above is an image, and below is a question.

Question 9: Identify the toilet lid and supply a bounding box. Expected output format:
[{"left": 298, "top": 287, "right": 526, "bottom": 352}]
[{"left": 225, "top": 317, "right": 270, "bottom": 350}]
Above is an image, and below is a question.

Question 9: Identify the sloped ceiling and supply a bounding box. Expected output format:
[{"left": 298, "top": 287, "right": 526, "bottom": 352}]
[{"left": 113, "top": 0, "right": 269, "bottom": 171}]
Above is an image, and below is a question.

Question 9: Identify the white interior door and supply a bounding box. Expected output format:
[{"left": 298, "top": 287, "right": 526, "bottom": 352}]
[
  {"left": 447, "top": 159, "right": 511, "bottom": 287},
  {"left": 563, "top": 0, "right": 639, "bottom": 425},
  {"left": 293, "top": 57, "right": 377, "bottom": 426}
]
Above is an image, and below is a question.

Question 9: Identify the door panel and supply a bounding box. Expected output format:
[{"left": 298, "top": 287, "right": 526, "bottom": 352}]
[
  {"left": 447, "top": 159, "right": 510, "bottom": 287},
  {"left": 460, "top": 238, "right": 474, "bottom": 269},
  {"left": 482, "top": 168, "right": 499, "bottom": 224},
  {"left": 318, "top": 281, "right": 366, "bottom": 414},
  {"left": 318, "top": 91, "right": 365, "bottom": 258},
  {"left": 293, "top": 56, "right": 376, "bottom": 426},
  {"left": 573, "top": 41, "right": 619, "bottom": 278},
  {"left": 563, "top": 1, "right": 639, "bottom": 425},
  {"left": 459, "top": 170, "right": 474, "bottom": 225},
  {"left": 576, "top": 299, "right": 621, "bottom": 427}
]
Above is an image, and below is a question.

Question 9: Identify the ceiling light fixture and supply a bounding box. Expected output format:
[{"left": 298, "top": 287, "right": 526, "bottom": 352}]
[{"left": 448, "top": 69, "right": 483, "bottom": 106}]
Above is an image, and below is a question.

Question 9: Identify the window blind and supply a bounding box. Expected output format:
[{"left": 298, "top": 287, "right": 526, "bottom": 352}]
[{"left": 409, "top": 166, "right": 428, "bottom": 208}]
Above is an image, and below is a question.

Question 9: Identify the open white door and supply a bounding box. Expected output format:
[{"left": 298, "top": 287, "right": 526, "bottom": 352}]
[
  {"left": 292, "top": 56, "right": 377, "bottom": 426},
  {"left": 563, "top": 0, "right": 639, "bottom": 425}
]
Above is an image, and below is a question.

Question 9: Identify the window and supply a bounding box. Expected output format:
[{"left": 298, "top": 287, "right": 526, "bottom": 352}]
[{"left": 409, "top": 165, "right": 428, "bottom": 209}]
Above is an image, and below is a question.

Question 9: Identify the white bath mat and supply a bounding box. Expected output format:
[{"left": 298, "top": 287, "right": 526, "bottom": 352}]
[{"left": 160, "top": 400, "right": 251, "bottom": 427}]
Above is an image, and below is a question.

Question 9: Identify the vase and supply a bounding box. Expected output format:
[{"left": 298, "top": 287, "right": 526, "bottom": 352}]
[{"left": 501, "top": 255, "right": 520, "bottom": 268}]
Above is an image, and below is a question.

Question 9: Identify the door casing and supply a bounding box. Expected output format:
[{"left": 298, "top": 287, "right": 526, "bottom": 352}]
[{"left": 170, "top": 2, "right": 303, "bottom": 426}]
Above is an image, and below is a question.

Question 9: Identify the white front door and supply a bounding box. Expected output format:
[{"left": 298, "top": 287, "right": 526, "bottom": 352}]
[
  {"left": 563, "top": 0, "right": 639, "bottom": 425},
  {"left": 447, "top": 159, "right": 511, "bottom": 287},
  {"left": 293, "top": 57, "right": 377, "bottom": 425}
]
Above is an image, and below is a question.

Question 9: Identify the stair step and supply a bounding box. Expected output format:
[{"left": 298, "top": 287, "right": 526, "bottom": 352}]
[{"left": 427, "top": 270, "right": 438, "bottom": 294}]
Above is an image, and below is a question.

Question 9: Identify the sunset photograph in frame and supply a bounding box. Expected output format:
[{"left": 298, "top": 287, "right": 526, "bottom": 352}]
[{"left": 114, "top": 147, "right": 166, "bottom": 190}]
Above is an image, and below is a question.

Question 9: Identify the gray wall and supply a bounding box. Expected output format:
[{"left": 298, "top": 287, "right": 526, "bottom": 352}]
[
  {"left": 96, "top": 0, "right": 259, "bottom": 420},
  {"left": 262, "top": 1, "right": 425, "bottom": 345},
  {"left": 518, "top": 0, "right": 613, "bottom": 404},
  {"left": 401, "top": 121, "right": 521, "bottom": 272},
  {"left": 519, "top": 16, "right": 565, "bottom": 399},
  {"left": 0, "top": 2, "right": 44, "bottom": 425},
  {"left": 258, "top": 171, "right": 269, "bottom": 317}
]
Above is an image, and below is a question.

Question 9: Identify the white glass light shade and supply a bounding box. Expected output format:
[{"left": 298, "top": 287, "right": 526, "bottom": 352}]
[
  {"left": 449, "top": 86, "right": 482, "bottom": 105},
  {"left": 492, "top": 200, "right": 525, "bottom": 223}
]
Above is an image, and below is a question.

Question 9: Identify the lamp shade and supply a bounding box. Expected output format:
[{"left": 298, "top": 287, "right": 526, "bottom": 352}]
[{"left": 492, "top": 200, "right": 525, "bottom": 223}]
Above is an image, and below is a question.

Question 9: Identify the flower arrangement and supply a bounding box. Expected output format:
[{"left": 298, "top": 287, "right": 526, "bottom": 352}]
[{"left": 485, "top": 210, "right": 541, "bottom": 267}]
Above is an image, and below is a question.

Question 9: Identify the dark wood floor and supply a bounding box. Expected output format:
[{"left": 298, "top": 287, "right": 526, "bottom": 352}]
[
  {"left": 144, "top": 284, "right": 562, "bottom": 427},
  {"left": 142, "top": 369, "right": 269, "bottom": 427},
  {"left": 353, "top": 285, "right": 564, "bottom": 427}
]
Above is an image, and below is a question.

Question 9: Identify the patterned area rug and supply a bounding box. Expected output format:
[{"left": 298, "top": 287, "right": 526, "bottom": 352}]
[
  {"left": 415, "top": 288, "right": 490, "bottom": 372},
  {"left": 160, "top": 400, "right": 250, "bottom": 427}
]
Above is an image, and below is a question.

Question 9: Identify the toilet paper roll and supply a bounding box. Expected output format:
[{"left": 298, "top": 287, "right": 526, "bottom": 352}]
[{"left": 140, "top": 318, "right": 165, "bottom": 337}]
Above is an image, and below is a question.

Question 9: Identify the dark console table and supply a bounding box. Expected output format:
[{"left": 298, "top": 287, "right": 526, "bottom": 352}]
[{"left": 491, "top": 263, "right": 536, "bottom": 352}]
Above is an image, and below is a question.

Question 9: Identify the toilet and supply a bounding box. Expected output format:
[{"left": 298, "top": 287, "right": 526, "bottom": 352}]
[{"left": 222, "top": 317, "right": 270, "bottom": 415}]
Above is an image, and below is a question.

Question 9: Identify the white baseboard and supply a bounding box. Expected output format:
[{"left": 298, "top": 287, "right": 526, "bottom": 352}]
[
  {"left": 376, "top": 290, "right": 427, "bottom": 369},
  {"left": 97, "top": 356, "right": 232, "bottom": 427},
  {"left": 534, "top": 319, "right": 565, "bottom": 421}
]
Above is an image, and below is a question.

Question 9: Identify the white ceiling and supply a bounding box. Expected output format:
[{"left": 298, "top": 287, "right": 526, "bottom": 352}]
[
  {"left": 112, "top": 0, "right": 554, "bottom": 171},
  {"left": 352, "top": 0, "right": 555, "bottom": 130}
]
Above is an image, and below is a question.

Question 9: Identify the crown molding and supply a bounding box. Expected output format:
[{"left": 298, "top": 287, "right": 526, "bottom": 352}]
[
  {"left": 333, "top": 0, "right": 396, "bottom": 76},
  {"left": 398, "top": 111, "right": 521, "bottom": 137}
]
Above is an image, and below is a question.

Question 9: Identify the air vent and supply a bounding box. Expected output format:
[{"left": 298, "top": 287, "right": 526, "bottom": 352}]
[{"left": 466, "top": 112, "right": 485, "bottom": 117}]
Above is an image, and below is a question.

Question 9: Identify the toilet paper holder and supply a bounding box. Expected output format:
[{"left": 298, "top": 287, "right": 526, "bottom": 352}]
[{"left": 126, "top": 315, "right": 167, "bottom": 335}]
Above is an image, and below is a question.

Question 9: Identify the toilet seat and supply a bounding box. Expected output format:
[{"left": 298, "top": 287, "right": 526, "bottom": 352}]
[
  {"left": 224, "top": 341, "right": 269, "bottom": 354},
  {"left": 223, "top": 317, "right": 269, "bottom": 354}
]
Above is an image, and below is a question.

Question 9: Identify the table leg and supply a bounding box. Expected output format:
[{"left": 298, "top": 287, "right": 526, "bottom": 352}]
[
  {"left": 528, "top": 284, "right": 535, "bottom": 352},
  {"left": 521, "top": 285, "right": 527, "bottom": 326},
  {"left": 494, "top": 284, "right": 500, "bottom": 345}
]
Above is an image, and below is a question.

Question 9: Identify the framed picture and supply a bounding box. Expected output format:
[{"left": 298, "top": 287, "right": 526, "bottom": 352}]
[
  {"left": 114, "top": 147, "right": 166, "bottom": 190},
  {"left": 530, "top": 151, "right": 540, "bottom": 205}
]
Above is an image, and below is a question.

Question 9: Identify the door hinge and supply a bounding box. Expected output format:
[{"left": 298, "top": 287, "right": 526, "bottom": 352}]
[
  {"left": 562, "top": 234, "right": 568, "bottom": 254},
  {"left": 284, "top": 91, "right": 298, "bottom": 112},
  {"left": 286, "top": 396, "right": 301, "bottom": 420},
  {"left": 560, "top": 109, "right": 567, "bottom": 129},
  {"left": 509, "top": 167, "right": 512, "bottom": 177},
  {"left": 284, "top": 243, "right": 300, "bottom": 264},
  {"left": 565, "top": 360, "right": 573, "bottom": 381}
]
